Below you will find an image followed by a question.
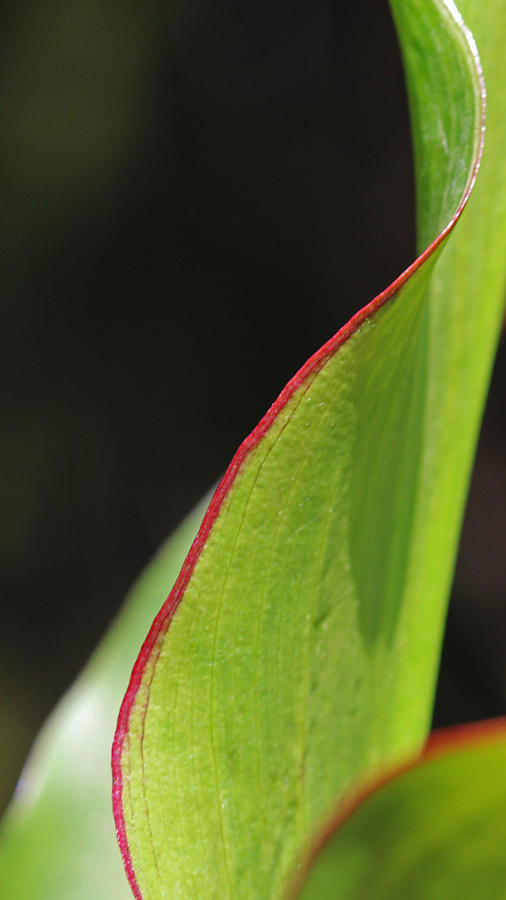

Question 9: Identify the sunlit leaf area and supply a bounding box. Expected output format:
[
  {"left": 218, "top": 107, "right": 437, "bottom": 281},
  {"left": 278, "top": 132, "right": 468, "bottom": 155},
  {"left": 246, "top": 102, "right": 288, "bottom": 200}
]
[{"left": 0, "top": 0, "right": 504, "bottom": 897}]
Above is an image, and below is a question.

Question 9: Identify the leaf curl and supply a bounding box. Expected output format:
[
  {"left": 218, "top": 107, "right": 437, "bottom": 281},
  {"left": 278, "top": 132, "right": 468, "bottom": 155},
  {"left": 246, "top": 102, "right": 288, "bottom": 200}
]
[{"left": 112, "top": 3, "right": 501, "bottom": 898}]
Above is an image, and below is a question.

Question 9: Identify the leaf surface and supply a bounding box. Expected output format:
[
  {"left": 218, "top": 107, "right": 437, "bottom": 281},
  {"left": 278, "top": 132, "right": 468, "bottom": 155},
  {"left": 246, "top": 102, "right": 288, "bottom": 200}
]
[
  {"left": 0, "top": 0, "right": 504, "bottom": 896},
  {"left": 0, "top": 503, "right": 207, "bottom": 899},
  {"left": 292, "top": 720, "right": 506, "bottom": 899},
  {"left": 113, "top": 2, "right": 505, "bottom": 898}
]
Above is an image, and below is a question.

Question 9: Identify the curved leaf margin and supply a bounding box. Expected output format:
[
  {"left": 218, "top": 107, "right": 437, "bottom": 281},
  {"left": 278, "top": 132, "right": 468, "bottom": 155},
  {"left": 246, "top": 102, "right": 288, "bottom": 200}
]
[{"left": 112, "top": 3, "right": 485, "bottom": 897}]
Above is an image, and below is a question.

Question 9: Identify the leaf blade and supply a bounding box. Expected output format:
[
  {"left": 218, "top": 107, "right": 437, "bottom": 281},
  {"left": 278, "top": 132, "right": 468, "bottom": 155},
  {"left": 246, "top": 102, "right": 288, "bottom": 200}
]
[
  {"left": 0, "top": 503, "right": 208, "bottom": 900},
  {"left": 113, "top": 3, "right": 498, "bottom": 898},
  {"left": 292, "top": 719, "right": 506, "bottom": 899}
]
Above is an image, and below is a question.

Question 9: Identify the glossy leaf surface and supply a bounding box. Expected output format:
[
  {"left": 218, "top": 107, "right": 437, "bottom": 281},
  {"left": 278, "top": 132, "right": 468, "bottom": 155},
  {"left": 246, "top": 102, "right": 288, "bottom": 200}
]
[
  {"left": 0, "top": 0, "right": 504, "bottom": 896},
  {"left": 113, "top": 2, "right": 505, "bottom": 898},
  {"left": 0, "top": 504, "right": 207, "bottom": 899},
  {"left": 293, "top": 721, "right": 506, "bottom": 899}
]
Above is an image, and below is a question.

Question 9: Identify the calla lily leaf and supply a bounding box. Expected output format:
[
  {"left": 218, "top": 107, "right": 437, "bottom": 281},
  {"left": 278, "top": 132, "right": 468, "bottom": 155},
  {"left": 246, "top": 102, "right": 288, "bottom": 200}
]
[
  {"left": 0, "top": 503, "right": 208, "bottom": 899},
  {"left": 0, "top": 0, "right": 504, "bottom": 897},
  {"left": 112, "top": 2, "right": 505, "bottom": 898},
  {"left": 291, "top": 720, "right": 506, "bottom": 899}
]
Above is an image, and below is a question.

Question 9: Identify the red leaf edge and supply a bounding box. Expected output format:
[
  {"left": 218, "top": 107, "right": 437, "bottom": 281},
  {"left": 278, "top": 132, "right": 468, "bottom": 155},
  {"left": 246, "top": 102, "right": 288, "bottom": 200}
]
[{"left": 111, "top": 11, "right": 485, "bottom": 899}]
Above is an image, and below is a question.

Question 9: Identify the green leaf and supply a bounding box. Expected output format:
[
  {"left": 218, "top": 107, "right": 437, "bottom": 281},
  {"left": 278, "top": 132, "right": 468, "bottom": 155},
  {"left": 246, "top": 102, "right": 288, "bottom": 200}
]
[
  {"left": 0, "top": 502, "right": 208, "bottom": 899},
  {"left": 113, "top": 2, "right": 505, "bottom": 898},
  {"left": 292, "top": 720, "right": 506, "bottom": 899},
  {"left": 1, "top": 0, "right": 504, "bottom": 895}
]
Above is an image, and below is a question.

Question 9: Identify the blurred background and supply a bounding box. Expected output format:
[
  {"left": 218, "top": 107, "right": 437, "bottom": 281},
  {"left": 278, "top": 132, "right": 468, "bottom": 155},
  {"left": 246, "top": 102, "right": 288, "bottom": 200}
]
[{"left": 0, "top": 0, "right": 504, "bottom": 814}]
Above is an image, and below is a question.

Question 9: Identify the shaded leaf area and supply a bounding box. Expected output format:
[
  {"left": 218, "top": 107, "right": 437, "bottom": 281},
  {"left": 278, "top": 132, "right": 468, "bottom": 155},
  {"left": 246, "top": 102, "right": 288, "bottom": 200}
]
[
  {"left": 113, "top": 2, "right": 497, "bottom": 898},
  {"left": 294, "top": 720, "right": 506, "bottom": 899},
  {"left": 0, "top": 503, "right": 207, "bottom": 899}
]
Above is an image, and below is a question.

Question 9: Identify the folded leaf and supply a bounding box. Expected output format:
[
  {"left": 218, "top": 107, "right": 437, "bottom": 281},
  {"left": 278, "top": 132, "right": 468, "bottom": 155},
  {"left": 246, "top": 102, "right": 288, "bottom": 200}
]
[
  {"left": 1, "top": 0, "right": 504, "bottom": 896},
  {"left": 113, "top": 2, "right": 506, "bottom": 898},
  {"left": 291, "top": 719, "right": 506, "bottom": 899},
  {"left": 0, "top": 503, "right": 208, "bottom": 899}
]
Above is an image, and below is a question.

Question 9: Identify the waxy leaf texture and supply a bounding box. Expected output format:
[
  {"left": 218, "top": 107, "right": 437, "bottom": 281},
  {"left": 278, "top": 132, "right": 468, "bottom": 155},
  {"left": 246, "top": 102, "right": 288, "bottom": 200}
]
[
  {"left": 0, "top": 0, "right": 504, "bottom": 897},
  {"left": 113, "top": 1, "right": 505, "bottom": 898}
]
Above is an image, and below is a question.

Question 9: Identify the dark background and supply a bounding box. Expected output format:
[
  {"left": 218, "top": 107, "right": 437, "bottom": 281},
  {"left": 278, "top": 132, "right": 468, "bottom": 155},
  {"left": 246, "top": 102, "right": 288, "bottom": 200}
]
[{"left": 1, "top": 0, "right": 504, "bottom": 813}]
